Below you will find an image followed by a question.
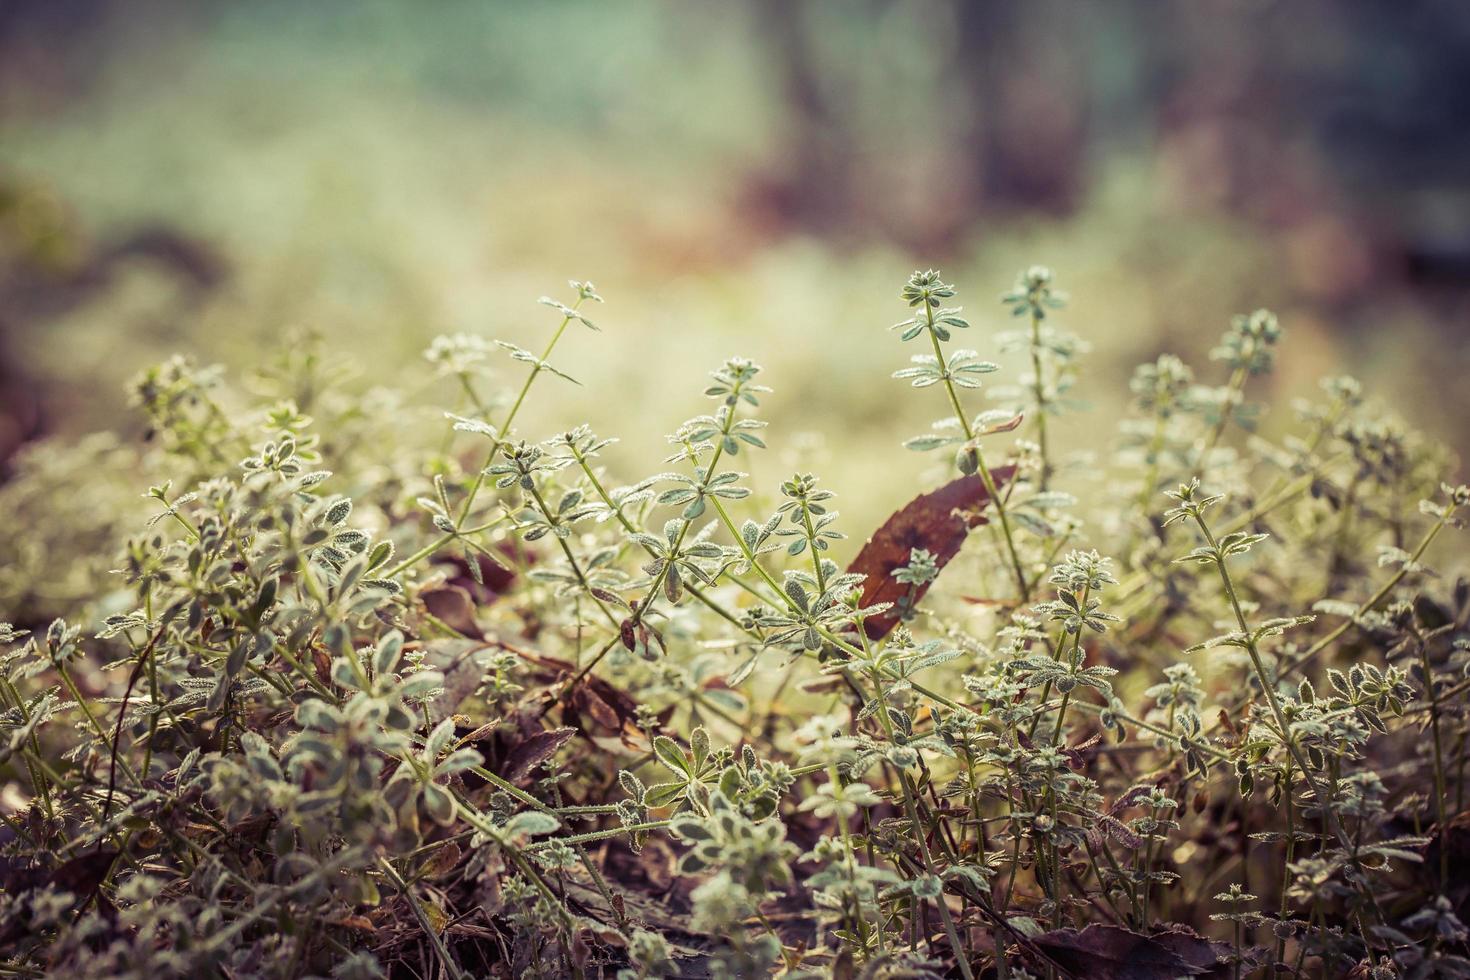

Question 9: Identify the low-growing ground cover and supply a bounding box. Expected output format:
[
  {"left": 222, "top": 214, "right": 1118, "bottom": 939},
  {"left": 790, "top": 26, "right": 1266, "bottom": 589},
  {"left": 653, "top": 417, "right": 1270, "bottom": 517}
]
[{"left": 1, "top": 268, "right": 1466, "bottom": 978}]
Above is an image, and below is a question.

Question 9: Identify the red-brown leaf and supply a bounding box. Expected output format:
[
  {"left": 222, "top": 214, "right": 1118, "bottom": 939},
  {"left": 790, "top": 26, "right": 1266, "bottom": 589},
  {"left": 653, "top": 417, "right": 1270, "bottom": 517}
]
[
  {"left": 575, "top": 685, "right": 623, "bottom": 730},
  {"left": 501, "top": 726, "right": 577, "bottom": 782},
  {"left": 420, "top": 584, "right": 484, "bottom": 640},
  {"left": 0, "top": 848, "right": 117, "bottom": 898},
  {"left": 1030, "top": 924, "right": 1227, "bottom": 979},
  {"left": 520, "top": 651, "right": 669, "bottom": 747},
  {"left": 0, "top": 849, "right": 119, "bottom": 945},
  {"left": 846, "top": 467, "right": 1015, "bottom": 640}
]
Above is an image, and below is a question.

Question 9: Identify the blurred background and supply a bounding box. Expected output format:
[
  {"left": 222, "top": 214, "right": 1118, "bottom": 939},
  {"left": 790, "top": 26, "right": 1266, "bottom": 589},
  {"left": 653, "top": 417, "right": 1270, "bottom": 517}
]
[{"left": 3, "top": 0, "right": 1469, "bottom": 521}]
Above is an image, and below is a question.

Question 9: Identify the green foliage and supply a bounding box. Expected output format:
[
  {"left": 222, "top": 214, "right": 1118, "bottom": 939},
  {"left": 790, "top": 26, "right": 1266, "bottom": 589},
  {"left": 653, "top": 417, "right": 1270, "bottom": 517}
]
[{"left": 0, "top": 270, "right": 1467, "bottom": 979}]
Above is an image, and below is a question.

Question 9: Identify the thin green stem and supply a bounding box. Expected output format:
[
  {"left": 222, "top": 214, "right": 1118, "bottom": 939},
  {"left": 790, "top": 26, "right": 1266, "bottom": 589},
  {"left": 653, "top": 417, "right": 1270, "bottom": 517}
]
[
  {"left": 59, "top": 666, "right": 139, "bottom": 788},
  {"left": 524, "top": 479, "right": 621, "bottom": 629},
  {"left": 457, "top": 299, "right": 586, "bottom": 525},
  {"left": 1027, "top": 305, "right": 1051, "bottom": 489},
  {"left": 382, "top": 300, "right": 587, "bottom": 584},
  {"left": 1417, "top": 639, "right": 1449, "bottom": 890},
  {"left": 1194, "top": 365, "right": 1247, "bottom": 479},
  {"left": 798, "top": 502, "right": 827, "bottom": 593},
  {"left": 922, "top": 302, "right": 1029, "bottom": 601},
  {"left": 865, "top": 664, "right": 972, "bottom": 979},
  {"left": 378, "top": 856, "right": 468, "bottom": 980}
]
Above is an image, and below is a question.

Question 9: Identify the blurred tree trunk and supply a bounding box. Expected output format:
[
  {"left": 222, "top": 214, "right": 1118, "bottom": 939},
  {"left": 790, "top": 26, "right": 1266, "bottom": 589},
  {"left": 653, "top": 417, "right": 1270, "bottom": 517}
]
[
  {"left": 955, "top": 0, "right": 1086, "bottom": 219},
  {"left": 750, "top": 0, "right": 858, "bottom": 239},
  {"left": 748, "top": 0, "right": 1087, "bottom": 249}
]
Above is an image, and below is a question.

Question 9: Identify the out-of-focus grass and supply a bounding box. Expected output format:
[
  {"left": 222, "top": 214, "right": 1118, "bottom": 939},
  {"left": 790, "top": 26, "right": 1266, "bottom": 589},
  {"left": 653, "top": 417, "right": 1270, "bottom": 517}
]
[{"left": 2, "top": 1, "right": 1463, "bottom": 537}]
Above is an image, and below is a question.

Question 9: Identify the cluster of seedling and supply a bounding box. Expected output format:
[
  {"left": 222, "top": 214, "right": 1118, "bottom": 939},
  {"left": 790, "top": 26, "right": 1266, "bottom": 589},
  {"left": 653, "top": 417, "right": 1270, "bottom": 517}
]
[{"left": 0, "top": 265, "right": 1466, "bottom": 979}]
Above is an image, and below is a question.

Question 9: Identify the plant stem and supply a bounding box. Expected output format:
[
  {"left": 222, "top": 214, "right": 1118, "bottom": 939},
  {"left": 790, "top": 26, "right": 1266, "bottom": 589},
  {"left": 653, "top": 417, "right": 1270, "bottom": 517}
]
[
  {"left": 457, "top": 298, "right": 586, "bottom": 525},
  {"left": 382, "top": 300, "right": 588, "bottom": 584},
  {"left": 1190, "top": 510, "right": 1344, "bottom": 843},
  {"left": 59, "top": 666, "right": 139, "bottom": 788},
  {"left": 524, "top": 478, "right": 621, "bottom": 628},
  {"left": 1417, "top": 639, "right": 1449, "bottom": 890},
  {"left": 378, "top": 856, "right": 468, "bottom": 980},
  {"left": 799, "top": 502, "right": 828, "bottom": 593},
  {"left": 1276, "top": 756, "right": 1296, "bottom": 967},
  {"left": 1027, "top": 305, "right": 1051, "bottom": 489},
  {"left": 866, "top": 664, "right": 973, "bottom": 979},
  {"left": 1194, "top": 366, "right": 1247, "bottom": 480},
  {"left": 923, "top": 302, "right": 1029, "bottom": 601}
]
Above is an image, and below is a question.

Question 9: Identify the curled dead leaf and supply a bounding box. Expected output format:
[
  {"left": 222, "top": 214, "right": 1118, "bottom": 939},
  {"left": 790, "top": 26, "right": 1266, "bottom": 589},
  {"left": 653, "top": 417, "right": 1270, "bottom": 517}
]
[
  {"left": 1030, "top": 924, "right": 1229, "bottom": 979},
  {"left": 421, "top": 584, "right": 484, "bottom": 640},
  {"left": 501, "top": 726, "right": 576, "bottom": 783},
  {"left": 847, "top": 467, "right": 1016, "bottom": 640}
]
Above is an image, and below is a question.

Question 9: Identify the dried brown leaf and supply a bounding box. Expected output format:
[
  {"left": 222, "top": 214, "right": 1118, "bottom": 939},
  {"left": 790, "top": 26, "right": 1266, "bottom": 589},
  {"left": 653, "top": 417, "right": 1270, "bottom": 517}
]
[
  {"left": 847, "top": 467, "right": 1016, "bottom": 640},
  {"left": 501, "top": 726, "right": 576, "bottom": 783},
  {"left": 1030, "top": 924, "right": 1226, "bottom": 979},
  {"left": 421, "top": 584, "right": 484, "bottom": 640}
]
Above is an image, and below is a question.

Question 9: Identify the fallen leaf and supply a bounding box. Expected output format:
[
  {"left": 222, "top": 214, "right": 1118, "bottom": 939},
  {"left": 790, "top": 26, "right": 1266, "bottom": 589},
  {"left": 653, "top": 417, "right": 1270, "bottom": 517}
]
[
  {"left": 520, "top": 651, "right": 662, "bottom": 743},
  {"left": 847, "top": 467, "right": 1016, "bottom": 640},
  {"left": 0, "top": 849, "right": 120, "bottom": 945},
  {"left": 0, "top": 848, "right": 118, "bottom": 898},
  {"left": 638, "top": 836, "right": 679, "bottom": 893},
  {"left": 311, "top": 644, "right": 332, "bottom": 687},
  {"left": 1030, "top": 924, "right": 1226, "bottom": 979},
  {"left": 332, "top": 915, "right": 377, "bottom": 934},
  {"left": 424, "top": 638, "right": 495, "bottom": 723},
  {"left": 421, "top": 841, "right": 462, "bottom": 880},
  {"left": 1423, "top": 808, "right": 1470, "bottom": 919},
  {"left": 48, "top": 849, "right": 120, "bottom": 898},
  {"left": 421, "top": 584, "right": 484, "bottom": 640},
  {"left": 575, "top": 684, "right": 623, "bottom": 730},
  {"left": 501, "top": 726, "right": 576, "bottom": 782},
  {"left": 1150, "top": 926, "right": 1235, "bottom": 976}
]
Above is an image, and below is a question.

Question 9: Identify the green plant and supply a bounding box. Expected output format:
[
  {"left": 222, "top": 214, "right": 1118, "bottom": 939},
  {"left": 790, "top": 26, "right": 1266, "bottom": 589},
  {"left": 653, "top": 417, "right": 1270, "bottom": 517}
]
[{"left": 1, "top": 269, "right": 1466, "bottom": 979}]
